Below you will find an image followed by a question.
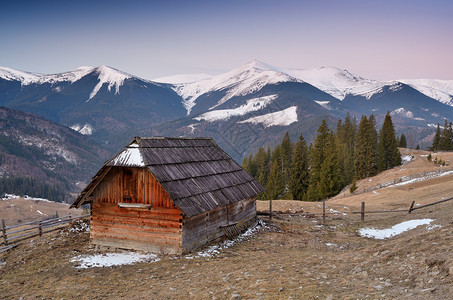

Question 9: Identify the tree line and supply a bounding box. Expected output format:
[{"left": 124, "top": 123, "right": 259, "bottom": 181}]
[
  {"left": 432, "top": 119, "right": 453, "bottom": 151},
  {"left": 0, "top": 177, "right": 67, "bottom": 202},
  {"left": 242, "top": 112, "right": 402, "bottom": 201}
]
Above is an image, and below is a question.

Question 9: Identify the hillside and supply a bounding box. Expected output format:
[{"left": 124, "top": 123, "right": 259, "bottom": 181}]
[
  {"left": 0, "top": 106, "right": 110, "bottom": 201},
  {"left": 257, "top": 149, "right": 453, "bottom": 213},
  {"left": 1, "top": 149, "right": 452, "bottom": 299},
  {"left": 0, "top": 194, "right": 83, "bottom": 226}
]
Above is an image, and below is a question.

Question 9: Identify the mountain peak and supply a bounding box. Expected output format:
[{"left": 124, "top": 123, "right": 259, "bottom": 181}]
[
  {"left": 86, "top": 66, "right": 132, "bottom": 101},
  {"left": 174, "top": 60, "right": 298, "bottom": 115}
]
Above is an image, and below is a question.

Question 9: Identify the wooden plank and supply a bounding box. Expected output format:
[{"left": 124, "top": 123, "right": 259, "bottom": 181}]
[
  {"left": 91, "top": 237, "right": 181, "bottom": 254},
  {"left": 92, "top": 216, "right": 181, "bottom": 229}
]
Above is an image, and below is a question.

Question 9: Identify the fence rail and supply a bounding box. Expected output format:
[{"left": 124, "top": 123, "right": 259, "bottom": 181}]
[
  {"left": 0, "top": 214, "right": 90, "bottom": 253},
  {"left": 337, "top": 167, "right": 453, "bottom": 198},
  {"left": 260, "top": 196, "right": 453, "bottom": 222}
]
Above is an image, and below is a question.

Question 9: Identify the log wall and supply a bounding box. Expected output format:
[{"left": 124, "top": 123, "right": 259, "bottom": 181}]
[
  {"left": 90, "top": 167, "right": 183, "bottom": 254},
  {"left": 182, "top": 197, "right": 256, "bottom": 253}
]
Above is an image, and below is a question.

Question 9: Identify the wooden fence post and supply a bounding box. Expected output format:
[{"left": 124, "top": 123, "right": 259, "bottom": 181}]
[
  {"left": 322, "top": 201, "right": 326, "bottom": 224},
  {"left": 361, "top": 202, "right": 365, "bottom": 222},
  {"left": 1, "top": 219, "right": 7, "bottom": 245},
  {"left": 38, "top": 221, "right": 42, "bottom": 237},
  {"left": 408, "top": 201, "right": 415, "bottom": 213},
  {"left": 269, "top": 200, "right": 272, "bottom": 220}
]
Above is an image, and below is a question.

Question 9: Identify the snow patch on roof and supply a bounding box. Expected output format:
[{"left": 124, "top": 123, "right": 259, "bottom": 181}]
[
  {"left": 194, "top": 94, "right": 278, "bottom": 122},
  {"left": 239, "top": 106, "right": 298, "bottom": 128},
  {"left": 110, "top": 144, "right": 145, "bottom": 167},
  {"left": 358, "top": 219, "right": 434, "bottom": 239}
]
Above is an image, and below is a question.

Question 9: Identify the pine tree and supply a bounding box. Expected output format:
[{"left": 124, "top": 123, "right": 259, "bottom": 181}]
[
  {"left": 254, "top": 147, "right": 268, "bottom": 198},
  {"left": 399, "top": 133, "right": 407, "bottom": 148},
  {"left": 289, "top": 134, "right": 309, "bottom": 200},
  {"left": 354, "top": 115, "right": 378, "bottom": 179},
  {"left": 265, "top": 159, "right": 285, "bottom": 200},
  {"left": 378, "top": 112, "right": 402, "bottom": 172},
  {"left": 336, "top": 113, "right": 356, "bottom": 185},
  {"left": 438, "top": 120, "right": 453, "bottom": 150},
  {"left": 280, "top": 132, "right": 292, "bottom": 183},
  {"left": 306, "top": 120, "right": 343, "bottom": 201},
  {"left": 432, "top": 123, "right": 441, "bottom": 151}
]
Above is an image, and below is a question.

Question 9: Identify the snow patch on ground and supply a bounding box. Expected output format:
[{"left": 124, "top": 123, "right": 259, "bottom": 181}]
[
  {"left": 239, "top": 106, "right": 298, "bottom": 128},
  {"left": 402, "top": 155, "right": 414, "bottom": 164},
  {"left": 185, "top": 219, "right": 268, "bottom": 259},
  {"left": 391, "top": 170, "right": 453, "bottom": 187},
  {"left": 1, "top": 194, "right": 52, "bottom": 202},
  {"left": 71, "top": 252, "right": 160, "bottom": 268},
  {"left": 358, "top": 219, "right": 434, "bottom": 239},
  {"left": 194, "top": 95, "right": 278, "bottom": 122}
]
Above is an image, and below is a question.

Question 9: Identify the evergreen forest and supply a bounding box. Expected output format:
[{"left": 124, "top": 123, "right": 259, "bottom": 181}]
[
  {"left": 431, "top": 120, "right": 453, "bottom": 151},
  {"left": 0, "top": 177, "right": 67, "bottom": 202},
  {"left": 242, "top": 112, "right": 404, "bottom": 201}
]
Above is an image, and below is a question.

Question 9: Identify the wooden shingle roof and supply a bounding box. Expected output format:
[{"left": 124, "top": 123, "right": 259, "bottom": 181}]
[{"left": 71, "top": 137, "right": 264, "bottom": 217}]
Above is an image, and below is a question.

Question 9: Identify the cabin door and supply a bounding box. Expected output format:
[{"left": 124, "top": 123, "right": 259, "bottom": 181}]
[{"left": 122, "top": 168, "right": 137, "bottom": 203}]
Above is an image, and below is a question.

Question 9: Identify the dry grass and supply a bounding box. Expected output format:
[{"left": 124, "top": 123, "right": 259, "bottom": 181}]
[
  {"left": 1, "top": 149, "right": 453, "bottom": 299},
  {"left": 0, "top": 198, "right": 83, "bottom": 227}
]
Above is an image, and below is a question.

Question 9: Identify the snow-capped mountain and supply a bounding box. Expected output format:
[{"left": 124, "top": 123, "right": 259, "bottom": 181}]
[
  {"left": 173, "top": 60, "right": 300, "bottom": 115},
  {"left": 0, "top": 65, "right": 186, "bottom": 151},
  {"left": 283, "top": 66, "right": 389, "bottom": 100},
  {"left": 1, "top": 61, "right": 452, "bottom": 162},
  {"left": 398, "top": 79, "right": 453, "bottom": 106},
  {"left": 0, "top": 65, "right": 134, "bottom": 102}
]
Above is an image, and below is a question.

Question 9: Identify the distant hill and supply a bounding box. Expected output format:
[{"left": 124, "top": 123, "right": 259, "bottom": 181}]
[{"left": 0, "top": 106, "right": 109, "bottom": 202}]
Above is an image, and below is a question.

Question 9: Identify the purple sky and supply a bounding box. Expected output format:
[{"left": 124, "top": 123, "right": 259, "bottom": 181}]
[{"left": 1, "top": 0, "right": 452, "bottom": 80}]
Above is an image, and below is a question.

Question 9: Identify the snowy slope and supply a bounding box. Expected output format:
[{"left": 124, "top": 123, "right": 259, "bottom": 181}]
[
  {"left": 398, "top": 79, "right": 453, "bottom": 106},
  {"left": 193, "top": 94, "right": 278, "bottom": 122},
  {"left": 86, "top": 66, "right": 131, "bottom": 101},
  {"left": 173, "top": 60, "right": 300, "bottom": 115},
  {"left": 283, "top": 66, "right": 389, "bottom": 100},
  {"left": 239, "top": 106, "right": 298, "bottom": 128}
]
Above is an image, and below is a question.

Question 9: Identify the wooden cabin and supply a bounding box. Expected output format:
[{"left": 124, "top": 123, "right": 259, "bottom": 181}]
[{"left": 71, "top": 137, "right": 264, "bottom": 254}]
